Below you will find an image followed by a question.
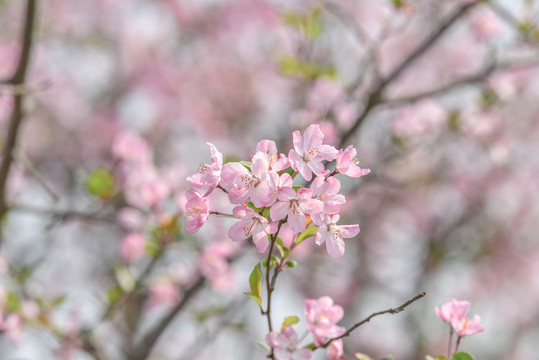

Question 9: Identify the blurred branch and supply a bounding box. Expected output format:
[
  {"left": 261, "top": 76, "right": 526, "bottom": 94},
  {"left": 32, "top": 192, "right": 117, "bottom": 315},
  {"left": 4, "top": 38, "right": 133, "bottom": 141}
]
[
  {"left": 338, "top": 1, "right": 479, "bottom": 147},
  {"left": 0, "top": 0, "right": 37, "bottom": 227},
  {"left": 382, "top": 58, "right": 539, "bottom": 105},
  {"left": 0, "top": 80, "right": 51, "bottom": 95},
  {"left": 10, "top": 204, "right": 116, "bottom": 223},
  {"left": 128, "top": 276, "right": 206, "bottom": 360},
  {"left": 319, "top": 292, "right": 426, "bottom": 348}
]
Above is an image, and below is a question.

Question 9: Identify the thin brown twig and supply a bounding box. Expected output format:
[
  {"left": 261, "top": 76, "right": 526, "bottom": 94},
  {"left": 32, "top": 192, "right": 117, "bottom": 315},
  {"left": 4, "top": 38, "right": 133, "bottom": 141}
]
[
  {"left": 338, "top": 2, "right": 479, "bottom": 147},
  {"left": 319, "top": 292, "right": 426, "bottom": 348}
]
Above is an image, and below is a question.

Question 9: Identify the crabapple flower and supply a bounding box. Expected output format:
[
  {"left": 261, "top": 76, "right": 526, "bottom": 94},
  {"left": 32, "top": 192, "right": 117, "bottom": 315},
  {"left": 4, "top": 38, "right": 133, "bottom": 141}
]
[
  {"left": 184, "top": 189, "right": 210, "bottom": 234},
  {"left": 229, "top": 205, "right": 278, "bottom": 252},
  {"left": 255, "top": 139, "right": 290, "bottom": 171},
  {"left": 327, "top": 339, "right": 344, "bottom": 360},
  {"left": 312, "top": 213, "right": 360, "bottom": 258},
  {"left": 146, "top": 278, "right": 180, "bottom": 309},
  {"left": 112, "top": 130, "right": 152, "bottom": 164},
  {"left": 120, "top": 233, "right": 146, "bottom": 262},
  {"left": 139, "top": 179, "right": 170, "bottom": 207},
  {"left": 288, "top": 124, "right": 338, "bottom": 181},
  {"left": 310, "top": 176, "right": 345, "bottom": 214},
  {"left": 187, "top": 142, "right": 223, "bottom": 196},
  {"left": 0, "top": 314, "right": 22, "bottom": 345},
  {"left": 270, "top": 187, "right": 324, "bottom": 234},
  {"left": 223, "top": 152, "right": 278, "bottom": 208},
  {"left": 198, "top": 241, "right": 236, "bottom": 291},
  {"left": 435, "top": 298, "right": 484, "bottom": 337},
  {"left": 265, "top": 326, "right": 313, "bottom": 360},
  {"left": 335, "top": 145, "right": 370, "bottom": 178},
  {"left": 305, "top": 296, "right": 345, "bottom": 346}
]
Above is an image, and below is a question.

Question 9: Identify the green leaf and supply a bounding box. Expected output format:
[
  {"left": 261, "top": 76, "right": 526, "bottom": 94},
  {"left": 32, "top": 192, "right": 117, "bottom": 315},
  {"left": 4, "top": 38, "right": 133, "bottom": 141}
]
[
  {"left": 275, "top": 237, "right": 290, "bottom": 258},
  {"left": 114, "top": 265, "right": 135, "bottom": 292},
  {"left": 283, "top": 8, "right": 323, "bottom": 41},
  {"left": 448, "top": 110, "right": 460, "bottom": 131},
  {"left": 281, "top": 315, "right": 300, "bottom": 330},
  {"left": 249, "top": 263, "right": 262, "bottom": 297},
  {"left": 107, "top": 285, "right": 124, "bottom": 306},
  {"left": 239, "top": 161, "right": 252, "bottom": 170},
  {"left": 380, "top": 357, "right": 393, "bottom": 360},
  {"left": 452, "top": 353, "right": 474, "bottom": 360},
  {"left": 6, "top": 292, "right": 21, "bottom": 312},
  {"left": 85, "top": 168, "right": 115, "bottom": 199},
  {"left": 278, "top": 56, "right": 336, "bottom": 80},
  {"left": 425, "top": 356, "right": 448, "bottom": 360},
  {"left": 286, "top": 260, "right": 298, "bottom": 268},
  {"left": 295, "top": 225, "right": 318, "bottom": 246},
  {"left": 258, "top": 341, "right": 272, "bottom": 352},
  {"left": 244, "top": 292, "right": 263, "bottom": 309}
]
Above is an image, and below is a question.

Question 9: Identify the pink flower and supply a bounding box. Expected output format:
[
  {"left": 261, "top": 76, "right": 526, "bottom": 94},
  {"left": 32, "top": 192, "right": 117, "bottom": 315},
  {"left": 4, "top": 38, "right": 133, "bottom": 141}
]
[
  {"left": 0, "top": 314, "right": 22, "bottom": 345},
  {"left": 255, "top": 139, "right": 290, "bottom": 171},
  {"left": 288, "top": 124, "right": 338, "bottom": 181},
  {"left": 223, "top": 152, "right": 278, "bottom": 208},
  {"left": 335, "top": 145, "right": 370, "bottom": 178},
  {"left": 327, "top": 339, "right": 344, "bottom": 360},
  {"left": 184, "top": 189, "right": 210, "bottom": 234},
  {"left": 187, "top": 142, "right": 223, "bottom": 197},
  {"left": 120, "top": 233, "right": 146, "bottom": 262},
  {"left": 270, "top": 187, "right": 324, "bottom": 234},
  {"left": 229, "top": 205, "right": 278, "bottom": 252},
  {"left": 139, "top": 179, "right": 170, "bottom": 207},
  {"left": 312, "top": 213, "right": 360, "bottom": 258},
  {"left": 112, "top": 130, "right": 152, "bottom": 164},
  {"left": 305, "top": 296, "right": 345, "bottom": 346},
  {"left": 435, "top": 298, "right": 484, "bottom": 337},
  {"left": 265, "top": 326, "right": 313, "bottom": 360},
  {"left": 310, "top": 176, "right": 345, "bottom": 214},
  {"left": 146, "top": 278, "right": 180, "bottom": 309},
  {"left": 198, "top": 241, "right": 236, "bottom": 292}
]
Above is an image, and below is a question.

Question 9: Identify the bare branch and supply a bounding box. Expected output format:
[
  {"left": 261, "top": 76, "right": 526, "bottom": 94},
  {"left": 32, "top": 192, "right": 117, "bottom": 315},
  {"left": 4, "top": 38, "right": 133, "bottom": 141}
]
[
  {"left": 319, "top": 292, "right": 426, "bottom": 348},
  {"left": 339, "top": 2, "right": 479, "bottom": 147}
]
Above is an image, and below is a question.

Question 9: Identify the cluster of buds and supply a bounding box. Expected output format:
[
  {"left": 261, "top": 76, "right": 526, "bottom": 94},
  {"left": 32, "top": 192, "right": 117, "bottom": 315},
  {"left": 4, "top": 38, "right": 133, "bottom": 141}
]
[{"left": 184, "top": 124, "right": 370, "bottom": 258}]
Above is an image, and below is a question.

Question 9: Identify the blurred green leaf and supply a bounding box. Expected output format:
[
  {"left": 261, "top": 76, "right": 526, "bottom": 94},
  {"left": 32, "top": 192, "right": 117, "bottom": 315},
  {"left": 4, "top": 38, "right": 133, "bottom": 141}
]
[
  {"left": 278, "top": 56, "right": 336, "bottom": 80},
  {"left": 85, "top": 168, "right": 115, "bottom": 199},
  {"left": 354, "top": 353, "right": 373, "bottom": 360},
  {"left": 281, "top": 315, "right": 299, "bottom": 330},
  {"left": 107, "top": 285, "right": 124, "bottom": 306},
  {"left": 283, "top": 8, "right": 323, "bottom": 40},
  {"left": 6, "top": 292, "right": 21, "bottom": 313},
  {"left": 452, "top": 353, "right": 474, "bottom": 360}
]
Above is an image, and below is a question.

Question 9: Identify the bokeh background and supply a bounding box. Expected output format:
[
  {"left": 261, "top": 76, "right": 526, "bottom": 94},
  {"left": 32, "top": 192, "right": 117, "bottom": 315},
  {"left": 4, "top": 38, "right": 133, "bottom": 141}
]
[{"left": 1, "top": 0, "right": 539, "bottom": 359}]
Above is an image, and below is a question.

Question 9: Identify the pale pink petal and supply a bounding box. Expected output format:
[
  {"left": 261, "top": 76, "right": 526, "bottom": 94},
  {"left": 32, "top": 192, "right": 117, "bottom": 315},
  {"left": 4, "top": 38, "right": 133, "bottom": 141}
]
[
  {"left": 270, "top": 201, "right": 290, "bottom": 221},
  {"left": 229, "top": 220, "right": 252, "bottom": 242},
  {"left": 252, "top": 229, "right": 269, "bottom": 252}
]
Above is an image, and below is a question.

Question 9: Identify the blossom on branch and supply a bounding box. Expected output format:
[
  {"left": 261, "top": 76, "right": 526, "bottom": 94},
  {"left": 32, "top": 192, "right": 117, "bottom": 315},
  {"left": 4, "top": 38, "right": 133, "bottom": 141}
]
[{"left": 305, "top": 296, "right": 345, "bottom": 346}]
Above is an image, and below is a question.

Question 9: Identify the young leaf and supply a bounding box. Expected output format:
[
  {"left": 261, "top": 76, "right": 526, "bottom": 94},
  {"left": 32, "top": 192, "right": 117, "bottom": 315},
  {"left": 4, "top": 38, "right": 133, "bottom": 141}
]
[
  {"left": 295, "top": 226, "right": 318, "bottom": 246},
  {"left": 281, "top": 315, "right": 299, "bottom": 330},
  {"left": 249, "top": 263, "right": 262, "bottom": 296},
  {"left": 244, "top": 292, "right": 263, "bottom": 309},
  {"left": 354, "top": 353, "right": 373, "bottom": 360},
  {"left": 452, "top": 353, "right": 474, "bottom": 360},
  {"left": 244, "top": 263, "right": 263, "bottom": 308},
  {"left": 85, "top": 168, "right": 115, "bottom": 199},
  {"left": 425, "top": 356, "right": 448, "bottom": 360}
]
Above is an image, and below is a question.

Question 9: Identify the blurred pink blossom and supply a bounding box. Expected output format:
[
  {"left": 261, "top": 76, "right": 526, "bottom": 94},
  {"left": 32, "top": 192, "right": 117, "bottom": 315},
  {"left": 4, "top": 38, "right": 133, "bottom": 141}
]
[
  {"left": 327, "top": 339, "right": 344, "bottom": 360},
  {"left": 120, "top": 233, "right": 146, "bottom": 263},
  {"left": 305, "top": 296, "right": 345, "bottom": 346},
  {"left": 112, "top": 130, "right": 152, "bottom": 164},
  {"left": 147, "top": 278, "right": 180, "bottom": 309},
  {"left": 435, "top": 298, "right": 484, "bottom": 337}
]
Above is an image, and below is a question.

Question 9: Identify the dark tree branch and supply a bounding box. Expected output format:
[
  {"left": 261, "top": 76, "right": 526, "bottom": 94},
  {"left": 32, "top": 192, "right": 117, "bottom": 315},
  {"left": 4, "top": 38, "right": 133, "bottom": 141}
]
[
  {"left": 338, "top": 2, "right": 479, "bottom": 147},
  {"left": 0, "top": 0, "right": 38, "bottom": 224},
  {"left": 128, "top": 276, "right": 206, "bottom": 360},
  {"left": 319, "top": 292, "right": 426, "bottom": 348}
]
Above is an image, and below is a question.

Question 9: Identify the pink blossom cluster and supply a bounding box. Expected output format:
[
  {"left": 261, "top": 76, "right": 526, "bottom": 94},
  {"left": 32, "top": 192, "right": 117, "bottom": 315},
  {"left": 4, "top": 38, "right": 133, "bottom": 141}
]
[
  {"left": 184, "top": 124, "right": 370, "bottom": 258},
  {"left": 265, "top": 296, "right": 345, "bottom": 360},
  {"left": 435, "top": 298, "right": 484, "bottom": 338}
]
